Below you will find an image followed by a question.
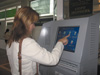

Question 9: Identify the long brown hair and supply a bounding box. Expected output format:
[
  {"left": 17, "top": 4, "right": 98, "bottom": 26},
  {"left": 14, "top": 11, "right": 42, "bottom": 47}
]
[{"left": 8, "top": 6, "right": 39, "bottom": 47}]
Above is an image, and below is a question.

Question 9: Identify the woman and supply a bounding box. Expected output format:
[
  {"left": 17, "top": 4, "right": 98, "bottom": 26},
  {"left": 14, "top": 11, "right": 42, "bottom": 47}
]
[
  {"left": 6, "top": 6, "right": 69, "bottom": 75},
  {"left": 4, "top": 29, "right": 10, "bottom": 44}
]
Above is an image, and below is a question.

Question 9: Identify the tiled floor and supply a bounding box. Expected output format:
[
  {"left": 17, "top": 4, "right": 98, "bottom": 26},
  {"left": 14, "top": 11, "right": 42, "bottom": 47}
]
[{"left": 0, "top": 48, "right": 11, "bottom": 75}]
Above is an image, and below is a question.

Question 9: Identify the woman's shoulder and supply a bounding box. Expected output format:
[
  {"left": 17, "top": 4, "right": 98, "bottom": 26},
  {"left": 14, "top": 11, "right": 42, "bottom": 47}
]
[
  {"left": 24, "top": 37, "right": 33, "bottom": 40},
  {"left": 23, "top": 37, "right": 36, "bottom": 45},
  {"left": 22, "top": 37, "right": 39, "bottom": 49}
]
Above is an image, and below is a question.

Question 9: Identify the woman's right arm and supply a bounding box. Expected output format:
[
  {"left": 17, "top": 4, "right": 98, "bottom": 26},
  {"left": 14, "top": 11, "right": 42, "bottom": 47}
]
[{"left": 22, "top": 35, "right": 69, "bottom": 65}]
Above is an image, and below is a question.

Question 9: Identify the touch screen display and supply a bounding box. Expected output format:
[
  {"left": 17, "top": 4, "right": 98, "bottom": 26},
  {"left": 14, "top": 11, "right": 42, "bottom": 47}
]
[{"left": 56, "top": 26, "right": 79, "bottom": 52}]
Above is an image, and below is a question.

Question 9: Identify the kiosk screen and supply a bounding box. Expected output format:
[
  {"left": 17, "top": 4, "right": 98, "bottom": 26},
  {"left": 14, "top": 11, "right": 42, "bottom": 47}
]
[{"left": 56, "top": 26, "right": 79, "bottom": 52}]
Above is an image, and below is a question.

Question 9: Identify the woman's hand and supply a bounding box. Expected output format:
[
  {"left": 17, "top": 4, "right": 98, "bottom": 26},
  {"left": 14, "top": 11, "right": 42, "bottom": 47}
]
[{"left": 58, "top": 34, "right": 70, "bottom": 45}]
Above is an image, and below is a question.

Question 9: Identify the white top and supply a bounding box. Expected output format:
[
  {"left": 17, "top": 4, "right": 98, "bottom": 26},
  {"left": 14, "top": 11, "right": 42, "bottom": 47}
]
[{"left": 6, "top": 37, "right": 64, "bottom": 75}]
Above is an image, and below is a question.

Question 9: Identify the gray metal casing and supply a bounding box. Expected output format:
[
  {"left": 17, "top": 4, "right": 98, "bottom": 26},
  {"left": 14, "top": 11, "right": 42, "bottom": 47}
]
[{"left": 38, "top": 13, "right": 100, "bottom": 75}]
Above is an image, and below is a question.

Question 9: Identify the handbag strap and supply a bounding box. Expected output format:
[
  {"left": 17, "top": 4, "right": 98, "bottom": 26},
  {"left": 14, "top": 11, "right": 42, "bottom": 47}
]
[
  {"left": 18, "top": 39, "right": 39, "bottom": 75},
  {"left": 18, "top": 39, "right": 23, "bottom": 75},
  {"left": 35, "top": 63, "right": 38, "bottom": 75}
]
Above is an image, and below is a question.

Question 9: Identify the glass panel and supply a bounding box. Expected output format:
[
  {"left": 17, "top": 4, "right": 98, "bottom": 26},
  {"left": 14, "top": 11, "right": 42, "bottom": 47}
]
[
  {"left": 6, "top": 8, "right": 16, "bottom": 18},
  {"left": 30, "top": 0, "right": 51, "bottom": 16},
  {"left": 0, "top": 10, "right": 5, "bottom": 19}
]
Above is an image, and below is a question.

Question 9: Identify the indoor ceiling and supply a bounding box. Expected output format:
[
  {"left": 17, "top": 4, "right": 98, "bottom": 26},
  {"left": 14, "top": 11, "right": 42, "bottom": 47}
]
[
  {"left": 0, "top": 0, "right": 21, "bottom": 9},
  {"left": 0, "top": 0, "right": 20, "bottom": 3},
  {"left": 0, "top": 0, "right": 7, "bottom": 3}
]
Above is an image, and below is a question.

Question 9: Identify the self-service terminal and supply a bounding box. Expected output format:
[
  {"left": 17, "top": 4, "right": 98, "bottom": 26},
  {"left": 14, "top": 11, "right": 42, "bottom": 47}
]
[{"left": 38, "top": 13, "right": 100, "bottom": 75}]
